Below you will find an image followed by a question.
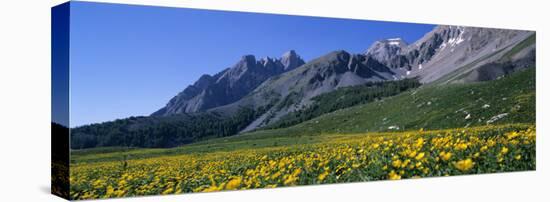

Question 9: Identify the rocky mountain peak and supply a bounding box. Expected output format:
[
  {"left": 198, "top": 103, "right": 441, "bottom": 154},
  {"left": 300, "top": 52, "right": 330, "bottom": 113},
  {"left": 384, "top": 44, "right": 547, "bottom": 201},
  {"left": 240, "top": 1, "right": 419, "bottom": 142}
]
[
  {"left": 384, "top": 38, "right": 408, "bottom": 46},
  {"left": 365, "top": 38, "right": 409, "bottom": 68},
  {"left": 259, "top": 56, "right": 273, "bottom": 65},
  {"left": 282, "top": 50, "right": 297, "bottom": 58},
  {"left": 152, "top": 50, "right": 307, "bottom": 116},
  {"left": 366, "top": 38, "right": 408, "bottom": 54},
  {"left": 280, "top": 50, "right": 305, "bottom": 70},
  {"left": 194, "top": 74, "right": 214, "bottom": 89},
  {"left": 239, "top": 55, "right": 257, "bottom": 66}
]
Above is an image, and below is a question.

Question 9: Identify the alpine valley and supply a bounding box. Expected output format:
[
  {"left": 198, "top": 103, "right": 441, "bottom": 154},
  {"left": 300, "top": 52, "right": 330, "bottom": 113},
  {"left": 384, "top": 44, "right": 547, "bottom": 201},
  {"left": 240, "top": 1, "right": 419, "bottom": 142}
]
[
  {"left": 45, "top": 1, "right": 543, "bottom": 199},
  {"left": 67, "top": 23, "right": 537, "bottom": 200},
  {"left": 71, "top": 25, "right": 535, "bottom": 149}
]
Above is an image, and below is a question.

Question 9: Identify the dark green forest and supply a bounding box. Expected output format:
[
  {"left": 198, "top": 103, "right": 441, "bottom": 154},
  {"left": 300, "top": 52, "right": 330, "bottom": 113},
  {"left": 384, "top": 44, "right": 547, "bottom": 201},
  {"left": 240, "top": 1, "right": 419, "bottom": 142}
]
[
  {"left": 71, "top": 106, "right": 269, "bottom": 149},
  {"left": 71, "top": 79, "right": 419, "bottom": 149}
]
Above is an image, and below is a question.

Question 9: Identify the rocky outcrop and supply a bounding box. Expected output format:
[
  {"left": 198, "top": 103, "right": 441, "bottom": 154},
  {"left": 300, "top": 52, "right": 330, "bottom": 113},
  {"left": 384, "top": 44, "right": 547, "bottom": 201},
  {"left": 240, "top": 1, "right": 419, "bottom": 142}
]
[{"left": 152, "top": 50, "right": 305, "bottom": 116}]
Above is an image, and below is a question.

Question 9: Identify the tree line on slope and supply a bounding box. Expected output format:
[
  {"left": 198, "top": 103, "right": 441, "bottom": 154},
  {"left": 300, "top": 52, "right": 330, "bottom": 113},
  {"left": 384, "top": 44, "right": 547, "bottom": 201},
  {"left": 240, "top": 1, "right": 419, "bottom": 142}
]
[
  {"left": 265, "top": 78, "right": 421, "bottom": 130},
  {"left": 70, "top": 106, "right": 271, "bottom": 149},
  {"left": 71, "top": 78, "right": 420, "bottom": 149}
]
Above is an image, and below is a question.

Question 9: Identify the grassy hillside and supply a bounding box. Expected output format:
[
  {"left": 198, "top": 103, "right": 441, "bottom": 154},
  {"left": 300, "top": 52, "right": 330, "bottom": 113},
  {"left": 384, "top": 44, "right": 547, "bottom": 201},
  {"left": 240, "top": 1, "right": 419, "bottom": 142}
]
[
  {"left": 70, "top": 34, "right": 535, "bottom": 150},
  {"left": 69, "top": 67, "right": 536, "bottom": 199},
  {"left": 72, "top": 67, "right": 535, "bottom": 164},
  {"left": 266, "top": 78, "right": 420, "bottom": 130},
  {"left": 501, "top": 33, "right": 536, "bottom": 61},
  {"left": 246, "top": 66, "right": 535, "bottom": 136}
]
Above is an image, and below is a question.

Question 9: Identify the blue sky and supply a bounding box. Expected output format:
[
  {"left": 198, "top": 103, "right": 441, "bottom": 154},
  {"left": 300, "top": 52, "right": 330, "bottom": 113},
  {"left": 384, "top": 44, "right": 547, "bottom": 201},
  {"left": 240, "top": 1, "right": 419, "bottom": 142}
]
[{"left": 67, "top": 1, "right": 435, "bottom": 127}]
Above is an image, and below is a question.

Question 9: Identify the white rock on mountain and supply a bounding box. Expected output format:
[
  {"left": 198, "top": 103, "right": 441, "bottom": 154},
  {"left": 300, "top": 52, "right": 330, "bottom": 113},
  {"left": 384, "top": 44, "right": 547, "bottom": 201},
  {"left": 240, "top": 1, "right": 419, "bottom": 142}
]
[{"left": 364, "top": 25, "right": 534, "bottom": 83}]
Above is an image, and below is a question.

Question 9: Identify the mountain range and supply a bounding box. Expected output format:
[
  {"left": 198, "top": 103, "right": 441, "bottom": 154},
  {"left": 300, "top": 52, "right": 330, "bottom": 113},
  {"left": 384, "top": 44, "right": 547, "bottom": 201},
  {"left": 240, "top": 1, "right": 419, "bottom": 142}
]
[
  {"left": 71, "top": 25, "right": 535, "bottom": 149},
  {"left": 154, "top": 25, "right": 534, "bottom": 131},
  {"left": 152, "top": 50, "right": 305, "bottom": 116}
]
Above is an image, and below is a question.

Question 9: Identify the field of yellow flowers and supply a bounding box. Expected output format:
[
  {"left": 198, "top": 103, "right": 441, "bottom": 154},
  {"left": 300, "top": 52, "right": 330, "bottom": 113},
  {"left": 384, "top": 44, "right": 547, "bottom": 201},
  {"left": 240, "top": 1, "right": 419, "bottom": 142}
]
[{"left": 70, "top": 124, "right": 535, "bottom": 200}]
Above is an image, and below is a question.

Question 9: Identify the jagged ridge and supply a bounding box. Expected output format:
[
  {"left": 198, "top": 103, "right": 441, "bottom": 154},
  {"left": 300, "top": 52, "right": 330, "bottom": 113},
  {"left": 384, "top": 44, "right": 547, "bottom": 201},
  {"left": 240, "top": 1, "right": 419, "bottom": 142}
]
[{"left": 152, "top": 50, "right": 305, "bottom": 116}]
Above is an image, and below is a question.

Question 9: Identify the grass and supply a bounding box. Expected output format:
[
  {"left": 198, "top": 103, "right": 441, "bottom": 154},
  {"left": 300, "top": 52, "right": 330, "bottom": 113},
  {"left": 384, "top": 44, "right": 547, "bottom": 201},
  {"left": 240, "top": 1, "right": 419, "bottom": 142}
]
[
  {"left": 72, "top": 67, "right": 535, "bottom": 164},
  {"left": 70, "top": 124, "right": 535, "bottom": 200},
  {"left": 237, "top": 67, "right": 535, "bottom": 138},
  {"left": 501, "top": 33, "right": 536, "bottom": 61},
  {"left": 69, "top": 66, "right": 536, "bottom": 200}
]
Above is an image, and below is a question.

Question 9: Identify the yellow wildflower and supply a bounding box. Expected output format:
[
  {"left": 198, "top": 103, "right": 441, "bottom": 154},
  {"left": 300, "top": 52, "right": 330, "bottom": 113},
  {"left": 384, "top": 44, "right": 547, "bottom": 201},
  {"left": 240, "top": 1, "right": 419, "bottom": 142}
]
[
  {"left": 501, "top": 147, "right": 509, "bottom": 155},
  {"left": 456, "top": 143, "right": 468, "bottom": 150},
  {"left": 283, "top": 175, "right": 298, "bottom": 185},
  {"left": 480, "top": 145, "right": 488, "bottom": 152},
  {"left": 225, "top": 177, "right": 242, "bottom": 190},
  {"left": 388, "top": 170, "right": 401, "bottom": 180},
  {"left": 162, "top": 188, "right": 173, "bottom": 195},
  {"left": 392, "top": 159, "right": 402, "bottom": 168},
  {"left": 439, "top": 152, "right": 452, "bottom": 161},
  {"left": 318, "top": 171, "right": 329, "bottom": 182},
  {"left": 408, "top": 150, "right": 417, "bottom": 158},
  {"left": 454, "top": 159, "right": 475, "bottom": 171},
  {"left": 106, "top": 185, "right": 114, "bottom": 196},
  {"left": 415, "top": 152, "right": 425, "bottom": 160}
]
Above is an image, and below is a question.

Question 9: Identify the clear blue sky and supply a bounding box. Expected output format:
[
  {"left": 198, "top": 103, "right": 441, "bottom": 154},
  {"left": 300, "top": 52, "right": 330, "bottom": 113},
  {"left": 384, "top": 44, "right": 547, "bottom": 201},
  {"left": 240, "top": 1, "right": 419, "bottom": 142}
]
[{"left": 68, "top": 1, "right": 435, "bottom": 127}]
